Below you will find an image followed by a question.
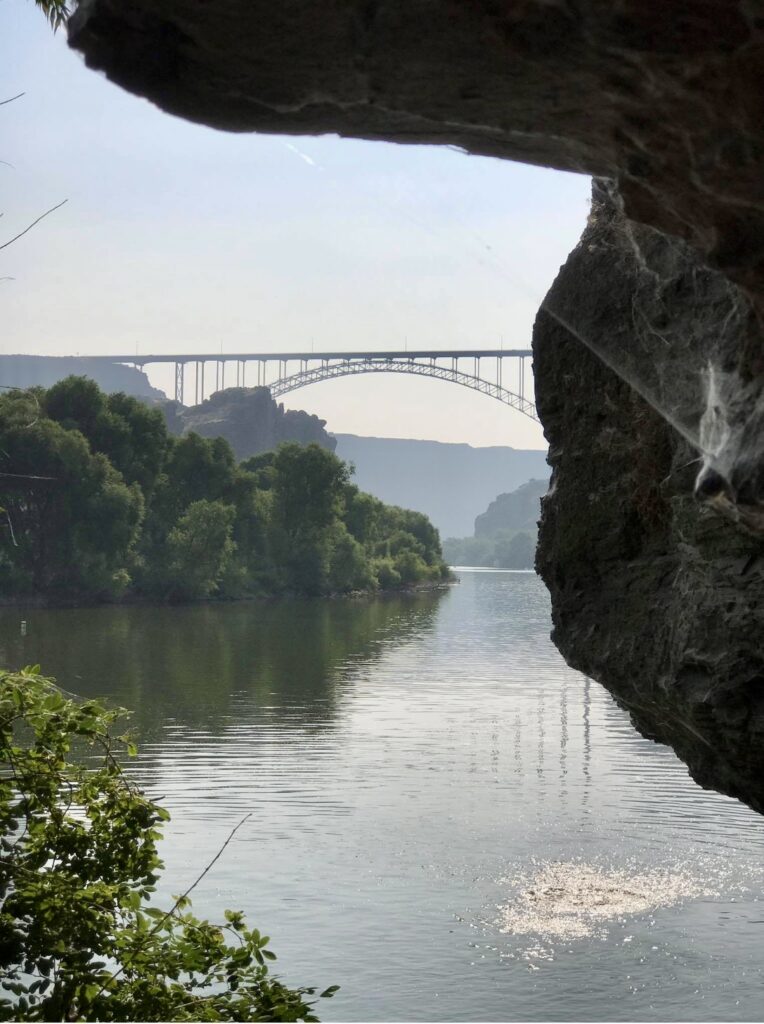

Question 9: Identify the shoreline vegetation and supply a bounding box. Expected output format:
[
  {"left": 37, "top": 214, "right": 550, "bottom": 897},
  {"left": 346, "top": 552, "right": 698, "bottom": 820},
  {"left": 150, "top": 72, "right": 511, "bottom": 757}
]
[
  {"left": 0, "top": 575, "right": 456, "bottom": 610},
  {"left": 1, "top": 666, "right": 335, "bottom": 1021},
  {"left": 442, "top": 530, "right": 536, "bottom": 569},
  {"left": 0, "top": 377, "right": 453, "bottom": 607}
]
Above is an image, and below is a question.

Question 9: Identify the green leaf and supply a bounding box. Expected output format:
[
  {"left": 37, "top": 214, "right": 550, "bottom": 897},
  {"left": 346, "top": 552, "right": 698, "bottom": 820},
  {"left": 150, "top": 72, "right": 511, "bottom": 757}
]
[{"left": 0, "top": 668, "right": 331, "bottom": 1022}]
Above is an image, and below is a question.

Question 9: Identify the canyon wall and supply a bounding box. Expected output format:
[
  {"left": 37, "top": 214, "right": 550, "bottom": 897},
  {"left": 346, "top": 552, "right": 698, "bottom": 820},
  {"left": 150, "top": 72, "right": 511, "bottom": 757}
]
[
  {"left": 0, "top": 355, "right": 163, "bottom": 400},
  {"left": 534, "top": 182, "right": 764, "bottom": 812}
]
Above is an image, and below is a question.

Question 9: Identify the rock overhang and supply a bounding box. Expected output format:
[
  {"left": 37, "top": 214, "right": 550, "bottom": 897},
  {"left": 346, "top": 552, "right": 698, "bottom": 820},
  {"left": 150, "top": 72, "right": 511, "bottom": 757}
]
[{"left": 67, "top": 0, "right": 764, "bottom": 302}]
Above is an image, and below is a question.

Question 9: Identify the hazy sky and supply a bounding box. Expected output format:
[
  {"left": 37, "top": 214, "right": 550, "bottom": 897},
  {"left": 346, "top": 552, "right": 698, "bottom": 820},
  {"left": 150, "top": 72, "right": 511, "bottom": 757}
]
[{"left": 2, "top": 2, "right": 591, "bottom": 448}]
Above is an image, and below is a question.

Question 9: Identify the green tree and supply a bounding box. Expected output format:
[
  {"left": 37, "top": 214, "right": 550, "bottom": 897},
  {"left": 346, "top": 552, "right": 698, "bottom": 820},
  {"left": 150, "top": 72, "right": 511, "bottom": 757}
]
[
  {"left": 0, "top": 381, "right": 451, "bottom": 602},
  {"left": 0, "top": 667, "right": 336, "bottom": 1020},
  {"left": 227, "top": 471, "right": 272, "bottom": 592},
  {"left": 160, "top": 434, "right": 237, "bottom": 517},
  {"left": 44, "top": 379, "right": 168, "bottom": 495},
  {"left": 392, "top": 548, "right": 429, "bottom": 585},
  {"left": 269, "top": 445, "right": 350, "bottom": 595},
  {"left": 328, "top": 524, "right": 375, "bottom": 593},
  {"left": 0, "top": 389, "right": 143, "bottom": 597},
  {"left": 43, "top": 376, "right": 105, "bottom": 438},
  {"left": 240, "top": 451, "right": 276, "bottom": 491},
  {"left": 271, "top": 444, "right": 349, "bottom": 537},
  {"left": 342, "top": 487, "right": 380, "bottom": 546},
  {"left": 163, "top": 500, "right": 236, "bottom": 600}
]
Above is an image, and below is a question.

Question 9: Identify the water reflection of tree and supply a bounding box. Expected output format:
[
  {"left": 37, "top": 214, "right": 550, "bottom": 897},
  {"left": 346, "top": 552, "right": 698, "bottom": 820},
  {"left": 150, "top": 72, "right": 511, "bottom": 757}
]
[{"left": 0, "top": 593, "right": 444, "bottom": 737}]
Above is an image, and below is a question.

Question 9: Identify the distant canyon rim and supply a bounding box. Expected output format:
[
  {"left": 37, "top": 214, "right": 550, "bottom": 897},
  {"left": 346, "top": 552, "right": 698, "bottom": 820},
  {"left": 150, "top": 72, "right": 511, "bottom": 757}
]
[{"left": 68, "top": 1, "right": 764, "bottom": 810}]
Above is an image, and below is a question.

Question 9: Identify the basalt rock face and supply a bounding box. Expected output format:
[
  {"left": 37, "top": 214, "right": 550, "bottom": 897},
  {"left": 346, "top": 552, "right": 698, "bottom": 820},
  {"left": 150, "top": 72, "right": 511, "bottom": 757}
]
[
  {"left": 166, "top": 386, "right": 336, "bottom": 460},
  {"left": 534, "top": 183, "right": 764, "bottom": 813}
]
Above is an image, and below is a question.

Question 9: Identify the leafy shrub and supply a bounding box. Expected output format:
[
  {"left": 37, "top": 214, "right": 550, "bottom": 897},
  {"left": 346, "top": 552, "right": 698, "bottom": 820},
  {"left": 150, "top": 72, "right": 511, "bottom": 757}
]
[
  {"left": 164, "top": 500, "right": 236, "bottom": 600},
  {"left": 0, "top": 668, "right": 337, "bottom": 1021},
  {"left": 328, "top": 526, "right": 375, "bottom": 593},
  {"left": 392, "top": 549, "right": 429, "bottom": 585},
  {"left": 371, "top": 557, "right": 401, "bottom": 590}
]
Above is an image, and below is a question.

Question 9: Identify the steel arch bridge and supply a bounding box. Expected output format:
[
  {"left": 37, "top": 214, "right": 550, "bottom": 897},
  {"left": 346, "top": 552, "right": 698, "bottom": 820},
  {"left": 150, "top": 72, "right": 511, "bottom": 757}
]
[
  {"left": 85, "top": 348, "right": 538, "bottom": 422},
  {"left": 268, "top": 353, "right": 538, "bottom": 421}
]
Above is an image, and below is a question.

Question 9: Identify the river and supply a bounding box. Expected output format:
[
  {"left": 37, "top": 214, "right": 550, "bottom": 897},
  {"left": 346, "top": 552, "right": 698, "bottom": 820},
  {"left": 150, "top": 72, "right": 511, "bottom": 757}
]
[{"left": 1, "top": 570, "right": 763, "bottom": 1021}]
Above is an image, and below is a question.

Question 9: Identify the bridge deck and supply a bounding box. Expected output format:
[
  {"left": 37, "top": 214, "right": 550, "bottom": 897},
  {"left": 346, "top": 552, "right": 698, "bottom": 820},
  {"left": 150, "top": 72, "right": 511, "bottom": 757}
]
[{"left": 78, "top": 349, "right": 532, "bottom": 364}]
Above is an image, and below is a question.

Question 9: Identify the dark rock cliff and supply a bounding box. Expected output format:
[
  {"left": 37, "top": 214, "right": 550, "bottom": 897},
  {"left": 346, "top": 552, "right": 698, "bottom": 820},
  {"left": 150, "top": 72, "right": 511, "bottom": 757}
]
[
  {"left": 166, "top": 386, "right": 336, "bottom": 459},
  {"left": 534, "top": 182, "right": 764, "bottom": 813}
]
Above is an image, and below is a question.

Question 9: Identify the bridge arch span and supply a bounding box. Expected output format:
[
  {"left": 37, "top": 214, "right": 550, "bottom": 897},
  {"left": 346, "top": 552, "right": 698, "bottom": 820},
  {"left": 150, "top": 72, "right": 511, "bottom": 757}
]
[{"left": 268, "top": 356, "right": 539, "bottom": 422}]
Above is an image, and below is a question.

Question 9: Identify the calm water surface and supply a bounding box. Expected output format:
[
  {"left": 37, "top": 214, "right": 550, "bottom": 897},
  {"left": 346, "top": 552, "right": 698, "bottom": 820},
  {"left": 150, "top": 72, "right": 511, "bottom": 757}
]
[{"left": 1, "top": 571, "right": 763, "bottom": 1021}]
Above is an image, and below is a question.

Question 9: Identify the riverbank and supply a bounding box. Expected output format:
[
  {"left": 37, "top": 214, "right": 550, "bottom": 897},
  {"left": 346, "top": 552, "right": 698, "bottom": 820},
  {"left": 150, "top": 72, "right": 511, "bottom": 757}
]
[{"left": 0, "top": 575, "right": 457, "bottom": 611}]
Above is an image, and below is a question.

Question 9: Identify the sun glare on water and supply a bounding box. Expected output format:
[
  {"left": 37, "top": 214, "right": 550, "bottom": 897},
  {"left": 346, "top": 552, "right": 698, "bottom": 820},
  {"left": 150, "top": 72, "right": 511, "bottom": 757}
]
[{"left": 497, "top": 861, "right": 716, "bottom": 943}]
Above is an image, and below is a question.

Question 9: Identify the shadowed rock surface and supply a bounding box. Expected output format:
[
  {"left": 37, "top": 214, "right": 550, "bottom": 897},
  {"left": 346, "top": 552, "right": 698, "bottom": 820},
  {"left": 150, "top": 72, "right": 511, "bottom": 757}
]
[
  {"left": 534, "top": 183, "right": 764, "bottom": 813},
  {"left": 164, "top": 386, "right": 336, "bottom": 459}
]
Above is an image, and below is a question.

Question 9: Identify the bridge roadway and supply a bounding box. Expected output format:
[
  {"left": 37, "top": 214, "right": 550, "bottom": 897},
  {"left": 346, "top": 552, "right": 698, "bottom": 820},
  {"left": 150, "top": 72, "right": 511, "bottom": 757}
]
[
  {"left": 85, "top": 348, "right": 531, "bottom": 364},
  {"left": 87, "top": 348, "right": 537, "bottom": 420}
]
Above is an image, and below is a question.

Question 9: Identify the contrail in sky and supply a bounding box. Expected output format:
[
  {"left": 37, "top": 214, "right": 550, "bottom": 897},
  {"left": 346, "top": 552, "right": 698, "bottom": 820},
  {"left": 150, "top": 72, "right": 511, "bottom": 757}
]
[{"left": 284, "top": 142, "right": 321, "bottom": 169}]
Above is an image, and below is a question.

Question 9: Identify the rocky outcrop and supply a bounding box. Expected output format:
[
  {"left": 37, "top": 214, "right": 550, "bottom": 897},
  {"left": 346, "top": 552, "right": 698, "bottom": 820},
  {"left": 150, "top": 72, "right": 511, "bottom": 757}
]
[
  {"left": 534, "top": 182, "right": 764, "bottom": 813},
  {"left": 167, "top": 386, "right": 335, "bottom": 459},
  {"left": 475, "top": 478, "right": 548, "bottom": 537}
]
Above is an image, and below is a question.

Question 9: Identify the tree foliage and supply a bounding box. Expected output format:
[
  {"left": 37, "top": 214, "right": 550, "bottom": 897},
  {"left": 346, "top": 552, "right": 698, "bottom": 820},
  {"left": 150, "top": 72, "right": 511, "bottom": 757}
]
[
  {"left": 442, "top": 528, "right": 536, "bottom": 569},
  {"left": 33, "top": 0, "right": 69, "bottom": 31},
  {"left": 0, "top": 379, "right": 451, "bottom": 603},
  {"left": 0, "top": 388, "right": 144, "bottom": 597},
  {"left": 0, "top": 667, "right": 337, "bottom": 1021}
]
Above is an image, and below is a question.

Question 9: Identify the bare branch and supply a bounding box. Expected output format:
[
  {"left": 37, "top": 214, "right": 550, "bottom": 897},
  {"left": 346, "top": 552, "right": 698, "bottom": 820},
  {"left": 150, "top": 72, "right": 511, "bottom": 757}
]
[
  {"left": 0, "top": 199, "right": 67, "bottom": 252},
  {"left": 0, "top": 93, "right": 25, "bottom": 107},
  {"left": 168, "top": 813, "right": 253, "bottom": 913},
  {"left": 0, "top": 472, "right": 57, "bottom": 481},
  {"left": 99, "top": 813, "right": 252, "bottom": 995}
]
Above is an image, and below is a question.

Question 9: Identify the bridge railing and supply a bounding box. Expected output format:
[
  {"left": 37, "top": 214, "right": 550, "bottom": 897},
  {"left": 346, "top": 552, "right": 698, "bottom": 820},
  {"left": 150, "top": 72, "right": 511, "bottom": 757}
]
[{"left": 87, "top": 349, "right": 536, "bottom": 417}]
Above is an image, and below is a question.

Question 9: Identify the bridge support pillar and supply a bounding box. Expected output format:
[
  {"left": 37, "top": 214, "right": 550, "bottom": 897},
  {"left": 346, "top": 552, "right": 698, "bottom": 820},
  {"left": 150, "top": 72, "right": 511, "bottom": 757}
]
[{"left": 174, "top": 362, "right": 184, "bottom": 404}]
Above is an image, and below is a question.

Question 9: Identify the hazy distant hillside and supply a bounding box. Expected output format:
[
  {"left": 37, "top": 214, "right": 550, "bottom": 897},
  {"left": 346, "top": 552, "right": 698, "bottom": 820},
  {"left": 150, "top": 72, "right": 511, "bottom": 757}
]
[
  {"left": 442, "top": 477, "right": 549, "bottom": 569},
  {"left": 333, "top": 433, "right": 548, "bottom": 539},
  {"left": 475, "top": 478, "right": 549, "bottom": 536},
  {"left": 0, "top": 355, "right": 164, "bottom": 400}
]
